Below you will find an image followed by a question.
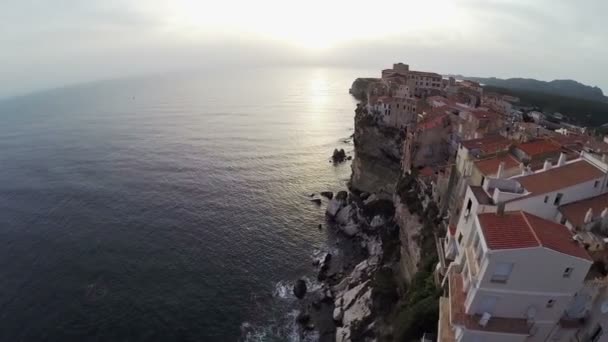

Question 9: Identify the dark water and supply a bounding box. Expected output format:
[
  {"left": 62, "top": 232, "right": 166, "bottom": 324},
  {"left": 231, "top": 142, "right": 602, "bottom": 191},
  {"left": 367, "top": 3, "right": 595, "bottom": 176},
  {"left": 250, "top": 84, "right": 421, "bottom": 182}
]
[{"left": 0, "top": 67, "right": 365, "bottom": 341}]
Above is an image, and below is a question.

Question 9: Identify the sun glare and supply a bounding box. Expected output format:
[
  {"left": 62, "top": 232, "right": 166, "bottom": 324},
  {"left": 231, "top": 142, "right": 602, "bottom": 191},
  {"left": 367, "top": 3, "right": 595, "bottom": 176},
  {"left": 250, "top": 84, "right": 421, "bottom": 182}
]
[{"left": 166, "top": 0, "right": 459, "bottom": 51}]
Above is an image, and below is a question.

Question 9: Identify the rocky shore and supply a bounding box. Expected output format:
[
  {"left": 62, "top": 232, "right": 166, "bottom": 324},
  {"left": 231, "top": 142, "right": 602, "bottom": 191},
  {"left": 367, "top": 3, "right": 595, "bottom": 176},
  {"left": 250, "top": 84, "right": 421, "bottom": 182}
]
[
  {"left": 294, "top": 189, "right": 400, "bottom": 342},
  {"left": 291, "top": 82, "right": 443, "bottom": 342}
]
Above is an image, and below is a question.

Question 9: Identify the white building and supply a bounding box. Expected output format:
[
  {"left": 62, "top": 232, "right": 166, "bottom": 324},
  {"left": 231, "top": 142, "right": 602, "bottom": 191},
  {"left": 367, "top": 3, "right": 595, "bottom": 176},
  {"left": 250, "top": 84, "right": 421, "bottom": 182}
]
[
  {"left": 439, "top": 210, "right": 593, "bottom": 342},
  {"left": 438, "top": 152, "right": 608, "bottom": 342}
]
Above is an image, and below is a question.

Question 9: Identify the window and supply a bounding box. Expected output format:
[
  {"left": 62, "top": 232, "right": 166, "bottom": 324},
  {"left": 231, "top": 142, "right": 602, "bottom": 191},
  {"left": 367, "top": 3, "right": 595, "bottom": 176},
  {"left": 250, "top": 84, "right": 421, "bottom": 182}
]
[
  {"left": 595, "top": 180, "right": 600, "bottom": 188},
  {"left": 491, "top": 262, "right": 513, "bottom": 283},
  {"left": 458, "top": 233, "right": 463, "bottom": 244},
  {"left": 546, "top": 299, "right": 555, "bottom": 308},
  {"left": 560, "top": 217, "right": 567, "bottom": 225},
  {"left": 554, "top": 193, "right": 563, "bottom": 206},
  {"left": 563, "top": 267, "right": 573, "bottom": 278},
  {"left": 466, "top": 199, "right": 473, "bottom": 211},
  {"left": 543, "top": 195, "right": 549, "bottom": 203}
]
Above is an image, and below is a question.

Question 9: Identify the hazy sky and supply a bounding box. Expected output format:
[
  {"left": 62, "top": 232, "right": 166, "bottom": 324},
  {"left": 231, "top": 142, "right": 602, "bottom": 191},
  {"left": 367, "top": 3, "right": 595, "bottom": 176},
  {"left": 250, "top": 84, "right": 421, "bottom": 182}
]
[{"left": 2, "top": 0, "right": 607, "bottom": 98}]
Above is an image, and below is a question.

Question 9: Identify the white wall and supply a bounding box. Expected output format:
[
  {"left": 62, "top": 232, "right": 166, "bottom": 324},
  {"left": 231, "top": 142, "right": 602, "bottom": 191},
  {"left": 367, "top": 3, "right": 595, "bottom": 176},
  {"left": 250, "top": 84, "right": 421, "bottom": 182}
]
[
  {"left": 505, "top": 176, "right": 608, "bottom": 221},
  {"left": 477, "top": 248, "right": 590, "bottom": 295}
]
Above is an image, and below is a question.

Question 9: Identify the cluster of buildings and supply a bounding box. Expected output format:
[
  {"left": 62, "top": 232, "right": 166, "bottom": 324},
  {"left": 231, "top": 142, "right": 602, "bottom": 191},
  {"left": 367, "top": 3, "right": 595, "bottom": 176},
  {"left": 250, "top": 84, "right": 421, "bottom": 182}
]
[{"left": 360, "top": 63, "right": 608, "bottom": 342}]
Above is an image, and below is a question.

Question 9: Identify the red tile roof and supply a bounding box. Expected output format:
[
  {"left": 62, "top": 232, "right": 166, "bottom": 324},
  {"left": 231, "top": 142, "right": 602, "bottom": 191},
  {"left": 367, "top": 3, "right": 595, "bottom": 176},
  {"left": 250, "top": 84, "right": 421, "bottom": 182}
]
[
  {"left": 477, "top": 211, "right": 592, "bottom": 260},
  {"left": 474, "top": 154, "right": 520, "bottom": 176},
  {"left": 516, "top": 160, "right": 605, "bottom": 196},
  {"left": 516, "top": 139, "right": 562, "bottom": 157},
  {"left": 461, "top": 135, "right": 513, "bottom": 155},
  {"left": 559, "top": 192, "right": 608, "bottom": 228}
]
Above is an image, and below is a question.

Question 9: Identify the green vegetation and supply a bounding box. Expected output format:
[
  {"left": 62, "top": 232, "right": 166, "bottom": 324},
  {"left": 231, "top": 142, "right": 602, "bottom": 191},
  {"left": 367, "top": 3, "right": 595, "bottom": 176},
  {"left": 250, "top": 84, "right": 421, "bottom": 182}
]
[
  {"left": 484, "top": 85, "right": 608, "bottom": 127},
  {"left": 390, "top": 172, "right": 443, "bottom": 341}
]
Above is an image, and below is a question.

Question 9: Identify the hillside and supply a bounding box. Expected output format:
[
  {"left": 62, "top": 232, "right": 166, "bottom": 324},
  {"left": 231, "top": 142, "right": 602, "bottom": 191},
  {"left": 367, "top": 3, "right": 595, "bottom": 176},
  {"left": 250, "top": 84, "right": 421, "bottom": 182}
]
[
  {"left": 483, "top": 85, "right": 608, "bottom": 127},
  {"left": 466, "top": 77, "right": 607, "bottom": 102}
]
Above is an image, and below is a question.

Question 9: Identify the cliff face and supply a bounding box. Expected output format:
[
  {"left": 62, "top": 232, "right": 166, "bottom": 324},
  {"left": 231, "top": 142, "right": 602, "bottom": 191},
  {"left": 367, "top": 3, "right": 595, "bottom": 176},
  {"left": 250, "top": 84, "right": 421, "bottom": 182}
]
[
  {"left": 349, "top": 78, "right": 379, "bottom": 101},
  {"left": 394, "top": 196, "right": 424, "bottom": 283},
  {"left": 350, "top": 109, "right": 403, "bottom": 196}
]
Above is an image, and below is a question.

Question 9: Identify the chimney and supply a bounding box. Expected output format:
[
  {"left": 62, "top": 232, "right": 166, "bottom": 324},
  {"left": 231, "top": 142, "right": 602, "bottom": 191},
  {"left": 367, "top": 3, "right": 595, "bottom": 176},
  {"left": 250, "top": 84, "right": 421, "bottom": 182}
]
[
  {"left": 557, "top": 153, "right": 567, "bottom": 167},
  {"left": 496, "top": 161, "right": 506, "bottom": 178},
  {"left": 497, "top": 202, "right": 506, "bottom": 216},
  {"left": 584, "top": 208, "right": 594, "bottom": 224},
  {"left": 543, "top": 159, "right": 552, "bottom": 171}
]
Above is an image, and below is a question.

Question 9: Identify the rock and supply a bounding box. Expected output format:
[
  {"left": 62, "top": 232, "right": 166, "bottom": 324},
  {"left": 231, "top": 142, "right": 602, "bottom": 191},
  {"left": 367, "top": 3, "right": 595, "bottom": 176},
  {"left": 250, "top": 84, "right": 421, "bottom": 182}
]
[
  {"left": 310, "top": 198, "right": 322, "bottom": 205},
  {"left": 320, "top": 191, "right": 334, "bottom": 199},
  {"left": 341, "top": 222, "right": 359, "bottom": 237},
  {"left": 318, "top": 253, "right": 332, "bottom": 281},
  {"left": 363, "top": 193, "right": 377, "bottom": 205},
  {"left": 336, "top": 204, "right": 353, "bottom": 225},
  {"left": 293, "top": 279, "right": 307, "bottom": 299},
  {"left": 323, "top": 287, "right": 334, "bottom": 302},
  {"left": 333, "top": 306, "right": 344, "bottom": 322},
  {"left": 332, "top": 148, "right": 347, "bottom": 163},
  {"left": 296, "top": 311, "right": 310, "bottom": 325},
  {"left": 370, "top": 215, "right": 385, "bottom": 229},
  {"left": 336, "top": 191, "right": 348, "bottom": 201},
  {"left": 310, "top": 193, "right": 315, "bottom": 197},
  {"left": 326, "top": 198, "right": 345, "bottom": 217}
]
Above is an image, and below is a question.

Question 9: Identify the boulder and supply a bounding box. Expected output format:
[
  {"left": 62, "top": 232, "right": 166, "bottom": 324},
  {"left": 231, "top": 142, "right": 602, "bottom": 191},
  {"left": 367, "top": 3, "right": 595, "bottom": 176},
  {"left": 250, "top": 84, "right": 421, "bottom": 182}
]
[
  {"left": 326, "top": 200, "right": 344, "bottom": 218},
  {"left": 370, "top": 215, "right": 385, "bottom": 229},
  {"left": 341, "top": 222, "right": 359, "bottom": 237},
  {"left": 333, "top": 306, "right": 344, "bottom": 322},
  {"left": 320, "top": 191, "right": 334, "bottom": 200},
  {"left": 332, "top": 148, "right": 347, "bottom": 163},
  {"left": 293, "top": 279, "right": 307, "bottom": 299},
  {"left": 310, "top": 198, "right": 322, "bottom": 205},
  {"left": 363, "top": 193, "right": 377, "bottom": 205},
  {"left": 336, "top": 204, "right": 353, "bottom": 225},
  {"left": 335, "top": 191, "right": 348, "bottom": 201}
]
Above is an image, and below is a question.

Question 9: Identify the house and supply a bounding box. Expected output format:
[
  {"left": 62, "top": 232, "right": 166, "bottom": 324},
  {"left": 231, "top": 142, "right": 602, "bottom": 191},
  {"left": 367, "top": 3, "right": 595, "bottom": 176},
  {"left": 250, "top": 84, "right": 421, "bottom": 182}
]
[{"left": 438, "top": 210, "right": 593, "bottom": 342}]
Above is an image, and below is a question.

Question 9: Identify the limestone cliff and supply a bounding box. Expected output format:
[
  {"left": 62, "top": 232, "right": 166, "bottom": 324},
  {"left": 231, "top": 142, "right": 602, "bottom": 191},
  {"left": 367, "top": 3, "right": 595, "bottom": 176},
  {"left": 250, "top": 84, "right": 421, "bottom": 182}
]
[
  {"left": 350, "top": 109, "right": 403, "bottom": 196},
  {"left": 349, "top": 78, "right": 379, "bottom": 101}
]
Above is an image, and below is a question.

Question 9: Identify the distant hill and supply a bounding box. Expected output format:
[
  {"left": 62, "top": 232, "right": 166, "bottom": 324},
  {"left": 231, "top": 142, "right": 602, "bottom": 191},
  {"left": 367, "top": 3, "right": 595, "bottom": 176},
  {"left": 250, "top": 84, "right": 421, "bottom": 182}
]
[
  {"left": 462, "top": 76, "right": 607, "bottom": 102},
  {"left": 482, "top": 85, "right": 608, "bottom": 127}
]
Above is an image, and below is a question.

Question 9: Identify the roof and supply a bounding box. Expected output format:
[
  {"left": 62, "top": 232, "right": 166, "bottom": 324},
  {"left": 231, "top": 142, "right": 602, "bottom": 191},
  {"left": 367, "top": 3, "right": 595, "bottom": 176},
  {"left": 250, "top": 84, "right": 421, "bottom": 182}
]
[
  {"left": 559, "top": 192, "right": 608, "bottom": 228},
  {"left": 515, "top": 160, "right": 605, "bottom": 196},
  {"left": 461, "top": 135, "right": 512, "bottom": 155},
  {"left": 470, "top": 186, "right": 493, "bottom": 205},
  {"left": 418, "top": 113, "right": 449, "bottom": 131},
  {"left": 477, "top": 211, "right": 592, "bottom": 261},
  {"left": 474, "top": 154, "right": 520, "bottom": 176},
  {"left": 516, "top": 139, "right": 562, "bottom": 157}
]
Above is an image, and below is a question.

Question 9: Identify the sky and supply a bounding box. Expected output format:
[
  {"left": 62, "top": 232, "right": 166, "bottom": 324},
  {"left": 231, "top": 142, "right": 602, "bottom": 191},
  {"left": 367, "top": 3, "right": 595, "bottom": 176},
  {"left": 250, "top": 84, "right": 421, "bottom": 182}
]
[{"left": 1, "top": 0, "right": 607, "bottom": 98}]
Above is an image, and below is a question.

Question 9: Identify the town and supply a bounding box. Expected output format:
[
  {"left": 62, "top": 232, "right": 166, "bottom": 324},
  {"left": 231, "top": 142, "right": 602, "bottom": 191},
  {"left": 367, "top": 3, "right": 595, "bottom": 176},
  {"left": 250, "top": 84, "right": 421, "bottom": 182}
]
[{"left": 350, "top": 63, "right": 608, "bottom": 342}]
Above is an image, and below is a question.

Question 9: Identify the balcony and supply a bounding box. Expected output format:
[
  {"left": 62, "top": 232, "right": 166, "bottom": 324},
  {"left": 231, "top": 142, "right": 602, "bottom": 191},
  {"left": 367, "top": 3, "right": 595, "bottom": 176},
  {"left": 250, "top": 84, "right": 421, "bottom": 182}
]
[{"left": 449, "top": 272, "right": 530, "bottom": 336}]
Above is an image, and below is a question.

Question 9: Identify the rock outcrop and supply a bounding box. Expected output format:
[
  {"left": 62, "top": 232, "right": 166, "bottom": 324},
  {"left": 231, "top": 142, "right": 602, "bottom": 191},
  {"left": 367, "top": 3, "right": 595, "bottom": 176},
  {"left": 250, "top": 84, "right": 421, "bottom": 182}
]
[
  {"left": 350, "top": 109, "right": 403, "bottom": 196},
  {"left": 294, "top": 279, "right": 308, "bottom": 299}
]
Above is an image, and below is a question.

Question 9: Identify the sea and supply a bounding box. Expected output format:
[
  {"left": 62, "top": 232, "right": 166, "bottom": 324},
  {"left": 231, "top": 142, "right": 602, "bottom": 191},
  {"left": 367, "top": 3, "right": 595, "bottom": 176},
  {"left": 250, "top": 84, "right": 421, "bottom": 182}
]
[{"left": 0, "top": 67, "right": 371, "bottom": 341}]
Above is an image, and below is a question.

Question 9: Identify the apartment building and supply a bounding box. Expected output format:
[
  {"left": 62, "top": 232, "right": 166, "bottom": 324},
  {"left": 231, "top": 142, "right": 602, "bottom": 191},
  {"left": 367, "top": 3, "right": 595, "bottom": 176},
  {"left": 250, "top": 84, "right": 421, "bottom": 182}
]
[
  {"left": 439, "top": 210, "right": 593, "bottom": 342},
  {"left": 438, "top": 152, "right": 608, "bottom": 341}
]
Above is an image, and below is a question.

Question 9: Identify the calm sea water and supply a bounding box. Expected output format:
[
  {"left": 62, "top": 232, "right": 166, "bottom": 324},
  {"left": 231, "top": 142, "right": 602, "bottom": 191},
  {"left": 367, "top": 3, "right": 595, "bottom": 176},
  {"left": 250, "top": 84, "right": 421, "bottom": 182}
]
[{"left": 0, "top": 67, "right": 366, "bottom": 341}]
